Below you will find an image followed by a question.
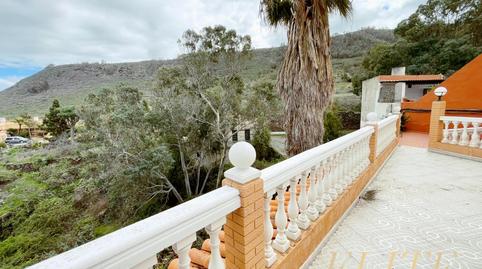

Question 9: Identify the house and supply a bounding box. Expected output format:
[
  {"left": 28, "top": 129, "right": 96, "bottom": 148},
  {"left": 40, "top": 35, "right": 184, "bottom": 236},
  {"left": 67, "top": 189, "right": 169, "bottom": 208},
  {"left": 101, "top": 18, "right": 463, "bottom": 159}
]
[
  {"left": 360, "top": 67, "right": 444, "bottom": 125},
  {"left": 402, "top": 54, "right": 482, "bottom": 132}
]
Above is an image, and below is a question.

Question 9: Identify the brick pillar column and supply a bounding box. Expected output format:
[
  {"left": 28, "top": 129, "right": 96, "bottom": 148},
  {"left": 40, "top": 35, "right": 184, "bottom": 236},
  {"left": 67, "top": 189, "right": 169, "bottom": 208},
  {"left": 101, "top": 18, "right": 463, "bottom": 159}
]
[
  {"left": 368, "top": 123, "right": 378, "bottom": 163},
  {"left": 365, "top": 112, "right": 379, "bottom": 163},
  {"left": 428, "top": 101, "right": 446, "bottom": 147},
  {"left": 222, "top": 142, "right": 265, "bottom": 269},
  {"left": 395, "top": 114, "right": 402, "bottom": 137}
]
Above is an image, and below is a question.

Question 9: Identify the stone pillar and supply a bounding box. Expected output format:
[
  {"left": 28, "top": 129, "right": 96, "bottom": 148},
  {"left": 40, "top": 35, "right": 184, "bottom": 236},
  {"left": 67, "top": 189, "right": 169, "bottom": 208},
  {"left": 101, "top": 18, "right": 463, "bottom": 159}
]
[
  {"left": 428, "top": 101, "right": 446, "bottom": 148},
  {"left": 222, "top": 142, "right": 265, "bottom": 269}
]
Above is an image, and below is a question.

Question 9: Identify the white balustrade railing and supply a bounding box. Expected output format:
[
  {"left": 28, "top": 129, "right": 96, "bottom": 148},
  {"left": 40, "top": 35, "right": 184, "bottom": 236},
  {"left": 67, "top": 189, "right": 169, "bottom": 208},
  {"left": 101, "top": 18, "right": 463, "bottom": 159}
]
[
  {"left": 260, "top": 126, "right": 374, "bottom": 266},
  {"left": 376, "top": 115, "right": 398, "bottom": 156},
  {"left": 440, "top": 116, "right": 482, "bottom": 148},
  {"left": 28, "top": 113, "right": 401, "bottom": 269},
  {"left": 28, "top": 187, "right": 240, "bottom": 269}
]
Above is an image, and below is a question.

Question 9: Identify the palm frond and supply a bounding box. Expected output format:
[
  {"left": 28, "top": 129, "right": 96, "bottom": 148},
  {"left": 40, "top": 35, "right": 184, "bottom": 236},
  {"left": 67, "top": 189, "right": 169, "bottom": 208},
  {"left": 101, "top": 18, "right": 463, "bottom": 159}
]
[
  {"left": 260, "top": 0, "right": 352, "bottom": 26},
  {"left": 260, "top": 0, "right": 294, "bottom": 26},
  {"left": 326, "top": 0, "right": 352, "bottom": 17}
]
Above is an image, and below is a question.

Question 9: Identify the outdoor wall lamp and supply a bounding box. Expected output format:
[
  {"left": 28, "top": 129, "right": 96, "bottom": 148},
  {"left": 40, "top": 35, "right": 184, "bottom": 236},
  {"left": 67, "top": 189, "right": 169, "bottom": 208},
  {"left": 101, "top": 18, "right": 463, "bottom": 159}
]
[{"left": 434, "top": 86, "right": 448, "bottom": 101}]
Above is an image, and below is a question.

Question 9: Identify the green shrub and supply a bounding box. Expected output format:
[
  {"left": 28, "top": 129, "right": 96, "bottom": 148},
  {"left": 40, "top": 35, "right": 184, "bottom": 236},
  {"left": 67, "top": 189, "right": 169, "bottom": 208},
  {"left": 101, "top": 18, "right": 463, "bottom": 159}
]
[
  {"left": 0, "top": 141, "right": 6, "bottom": 148},
  {"left": 252, "top": 127, "right": 281, "bottom": 161},
  {"left": 323, "top": 108, "right": 343, "bottom": 142},
  {"left": 94, "top": 224, "right": 119, "bottom": 237},
  {"left": 0, "top": 166, "right": 16, "bottom": 184},
  {"left": 6, "top": 128, "right": 29, "bottom": 138}
]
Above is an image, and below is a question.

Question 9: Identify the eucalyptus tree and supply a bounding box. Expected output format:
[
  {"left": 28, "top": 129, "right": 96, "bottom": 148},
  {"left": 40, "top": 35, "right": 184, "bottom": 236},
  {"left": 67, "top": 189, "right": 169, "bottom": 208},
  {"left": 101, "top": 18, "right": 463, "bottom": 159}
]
[
  {"left": 180, "top": 26, "right": 254, "bottom": 189},
  {"left": 260, "top": 0, "right": 352, "bottom": 155},
  {"left": 79, "top": 86, "right": 183, "bottom": 219}
]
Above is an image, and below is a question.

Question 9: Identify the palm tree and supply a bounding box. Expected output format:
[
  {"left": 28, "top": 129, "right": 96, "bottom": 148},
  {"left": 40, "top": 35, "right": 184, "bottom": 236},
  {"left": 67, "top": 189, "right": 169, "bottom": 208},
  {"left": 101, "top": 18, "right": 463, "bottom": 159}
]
[
  {"left": 260, "top": 0, "right": 352, "bottom": 155},
  {"left": 14, "top": 117, "right": 25, "bottom": 135}
]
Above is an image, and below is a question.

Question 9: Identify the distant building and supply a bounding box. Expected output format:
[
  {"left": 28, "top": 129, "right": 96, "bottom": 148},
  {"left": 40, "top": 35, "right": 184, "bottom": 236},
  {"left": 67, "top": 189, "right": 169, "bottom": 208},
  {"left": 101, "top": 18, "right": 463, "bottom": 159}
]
[
  {"left": 361, "top": 67, "right": 444, "bottom": 125},
  {"left": 401, "top": 54, "right": 482, "bottom": 132}
]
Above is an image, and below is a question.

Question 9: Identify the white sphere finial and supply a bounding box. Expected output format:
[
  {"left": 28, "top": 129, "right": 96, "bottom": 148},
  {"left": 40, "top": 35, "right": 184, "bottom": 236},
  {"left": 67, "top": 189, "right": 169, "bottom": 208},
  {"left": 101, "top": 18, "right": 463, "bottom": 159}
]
[
  {"left": 434, "top": 86, "right": 447, "bottom": 98},
  {"left": 229, "top": 142, "right": 256, "bottom": 169},
  {"left": 367, "top": 112, "right": 378, "bottom": 122}
]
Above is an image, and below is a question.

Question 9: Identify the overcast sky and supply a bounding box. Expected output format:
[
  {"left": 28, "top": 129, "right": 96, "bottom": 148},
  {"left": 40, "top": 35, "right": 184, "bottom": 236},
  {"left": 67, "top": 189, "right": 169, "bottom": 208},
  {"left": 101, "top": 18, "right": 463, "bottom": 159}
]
[{"left": 0, "top": 0, "right": 425, "bottom": 91}]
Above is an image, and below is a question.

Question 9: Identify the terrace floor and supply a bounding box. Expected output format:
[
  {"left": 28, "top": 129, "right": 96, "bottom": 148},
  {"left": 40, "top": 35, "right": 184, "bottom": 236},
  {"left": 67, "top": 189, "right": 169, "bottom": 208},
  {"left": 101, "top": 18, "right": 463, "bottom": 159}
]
[
  {"left": 307, "top": 145, "right": 482, "bottom": 269},
  {"left": 400, "top": 131, "right": 429, "bottom": 148}
]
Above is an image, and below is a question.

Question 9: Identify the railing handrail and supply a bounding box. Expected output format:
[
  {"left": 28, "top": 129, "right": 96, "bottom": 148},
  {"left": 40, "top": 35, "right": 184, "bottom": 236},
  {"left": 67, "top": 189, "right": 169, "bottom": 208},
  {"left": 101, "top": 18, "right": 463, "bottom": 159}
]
[
  {"left": 261, "top": 126, "right": 374, "bottom": 194},
  {"left": 378, "top": 115, "right": 398, "bottom": 129},
  {"left": 440, "top": 116, "right": 482, "bottom": 123},
  {"left": 29, "top": 186, "right": 240, "bottom": 269}
]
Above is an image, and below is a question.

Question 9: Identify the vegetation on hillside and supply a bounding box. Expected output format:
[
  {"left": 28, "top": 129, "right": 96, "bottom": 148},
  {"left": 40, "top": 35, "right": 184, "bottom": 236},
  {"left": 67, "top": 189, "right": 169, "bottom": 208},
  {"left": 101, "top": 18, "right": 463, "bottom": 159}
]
[
  {"left": 331, "top": 28, "right": 395, "bottom": 58},
  {"left": 0, "top": 28, "right": 393, "bottom": 118},
  {"left": 0, "top": 26, "right": 284, "bottom": 269}
]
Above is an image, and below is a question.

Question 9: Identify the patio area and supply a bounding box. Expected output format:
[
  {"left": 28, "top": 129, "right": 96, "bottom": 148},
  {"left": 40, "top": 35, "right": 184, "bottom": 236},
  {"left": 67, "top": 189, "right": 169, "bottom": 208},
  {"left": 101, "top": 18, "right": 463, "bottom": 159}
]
[
  {"left": 400, "top": 131, "right": 429, "bottom": 148},
  {"left": 307, "top": 145, "right": 482, "bottom": 268}
]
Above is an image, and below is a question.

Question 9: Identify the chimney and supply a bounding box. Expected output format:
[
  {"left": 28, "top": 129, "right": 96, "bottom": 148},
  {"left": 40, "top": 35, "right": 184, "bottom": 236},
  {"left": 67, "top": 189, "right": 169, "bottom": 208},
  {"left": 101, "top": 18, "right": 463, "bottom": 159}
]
[{"left": 391, "top": 67, "right": 406, "bottom": 75}]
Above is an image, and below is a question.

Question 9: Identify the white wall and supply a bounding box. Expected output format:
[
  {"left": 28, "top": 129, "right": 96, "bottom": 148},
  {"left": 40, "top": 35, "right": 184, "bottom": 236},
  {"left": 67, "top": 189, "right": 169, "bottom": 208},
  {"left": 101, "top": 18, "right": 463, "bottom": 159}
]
[
  {"left": 361, "top": 77, "right": 380, "bottom": 125},
  {"left": 404, "top": 83, "right": 435, "bottom": 100}
]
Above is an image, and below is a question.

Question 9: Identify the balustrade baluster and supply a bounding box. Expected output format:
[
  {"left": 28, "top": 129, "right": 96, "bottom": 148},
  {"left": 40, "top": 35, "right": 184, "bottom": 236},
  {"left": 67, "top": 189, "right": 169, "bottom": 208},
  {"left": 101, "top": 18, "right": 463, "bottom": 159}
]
[
  {"left": 173, "top": 234, "right": 196, "bottom": 269},
  {"left": 263, "top": 194, "right": 277, "bottom": 267},
  {"left": 350, "top": 142, "right": 357, "bottom": 181},
  {"left": 334, "top": 152, "right": 344, "bottom": 195},
  {"left": 206, "top": 219, "right": 225, "bottom": 269},
  {"left": 450, "top": 121, "right": 459, "bottom": 144},
  {"left": 459, "top": 121, "right": 469, "bottom": 146},
  {"left": 297, "top": 172, "right": 310, "bottom": 229},
  {"left": 315, "top": 162, "right": 327, "bottom": 214},
  {"left": 307, "top": 167, "right": 320, "bottom": 221},
  {"left": 272, "top": 185, "right": 290, "bottom": 253},
  {"left": 286, "top": 177, "right": 301, "bottom": 240},
  {"left": 364, "top": 137, "right": 371, "bottom": 168},
  {"left": 470, "top": 122, "right": 480, "bottom": 148},
  {"left": 355, "top": 141, "right": 362, "bottom": 175},
  {"left": 353, "top": 141, "right": 361, "bottom": 182},
  {"left": 339, "top": 150, "right": 347, "bottom": 190},
  {"left": 352, "top": 144, "right": 357, "bottom": 182},
  {"left": 322, "top": 157, "right": 334, "bottom": 206},
  {"left": 343, "top": 147, "right": 352, "bottom": 187},
  {"left": 328, "top": 154, "right": 339, "bottom": 201},
  {"left": 442, "top": 120, "right": 450, "bottom": 143}
]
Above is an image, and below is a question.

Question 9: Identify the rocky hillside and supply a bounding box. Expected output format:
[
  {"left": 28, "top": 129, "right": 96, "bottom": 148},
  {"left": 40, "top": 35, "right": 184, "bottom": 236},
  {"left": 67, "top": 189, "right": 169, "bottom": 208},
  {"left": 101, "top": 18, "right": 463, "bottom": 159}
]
[
  {"left": 0, "top": 28, "right": 394, "bottom": 118},
  {"left": 331, "top": 28, "right": 395, "bottom": 58}
]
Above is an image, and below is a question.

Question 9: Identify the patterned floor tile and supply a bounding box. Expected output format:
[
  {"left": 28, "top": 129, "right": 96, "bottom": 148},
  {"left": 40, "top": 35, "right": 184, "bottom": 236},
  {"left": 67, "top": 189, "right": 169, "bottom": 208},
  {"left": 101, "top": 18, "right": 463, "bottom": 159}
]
[{"left": 307, "top": 146, "right": 482, "bottom": 269}]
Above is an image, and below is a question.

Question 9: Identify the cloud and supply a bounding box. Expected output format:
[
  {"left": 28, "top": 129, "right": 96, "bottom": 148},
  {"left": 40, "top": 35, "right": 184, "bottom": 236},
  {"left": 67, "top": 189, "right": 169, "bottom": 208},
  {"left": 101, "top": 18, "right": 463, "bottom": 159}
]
[
  {"left": 0, "top": 0, "right": 425, "bottom": 69},
  {"left": 0, "top": 76, "right": 24, "bottom": 91}
]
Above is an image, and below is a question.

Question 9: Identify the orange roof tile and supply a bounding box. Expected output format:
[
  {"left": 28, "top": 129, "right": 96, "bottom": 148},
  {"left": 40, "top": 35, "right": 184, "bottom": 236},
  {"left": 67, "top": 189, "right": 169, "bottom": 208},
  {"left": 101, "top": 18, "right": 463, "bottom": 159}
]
[{"left": 378, "top": 74, "right": 445, "bottom": 82}]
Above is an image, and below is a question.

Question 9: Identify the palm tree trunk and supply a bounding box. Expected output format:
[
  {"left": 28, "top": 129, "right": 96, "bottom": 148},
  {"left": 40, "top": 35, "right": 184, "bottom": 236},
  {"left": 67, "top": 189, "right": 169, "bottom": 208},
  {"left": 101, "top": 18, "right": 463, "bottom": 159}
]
[{"left": 278, "top": 10, "right": 334, "bottom": 156}]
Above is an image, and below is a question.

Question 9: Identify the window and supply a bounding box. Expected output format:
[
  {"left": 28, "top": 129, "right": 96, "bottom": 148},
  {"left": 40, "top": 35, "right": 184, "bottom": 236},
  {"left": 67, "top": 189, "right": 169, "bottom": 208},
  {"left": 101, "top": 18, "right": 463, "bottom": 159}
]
[
  {"left": 244, "top": 129, "right": 251, "bottom": 141},
  {"left": 232, "top": 130, "right": 238, "bottom": 142}
]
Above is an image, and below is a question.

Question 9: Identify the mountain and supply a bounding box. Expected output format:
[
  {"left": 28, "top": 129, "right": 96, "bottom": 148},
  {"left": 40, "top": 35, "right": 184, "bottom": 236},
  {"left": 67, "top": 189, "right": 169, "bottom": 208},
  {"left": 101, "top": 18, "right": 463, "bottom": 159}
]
[
  {"left": 331, "top": 28, "right": 395, "bottom": 58},
  {"left": 0, "top": 28, "right": 394, "bottom": 118}
]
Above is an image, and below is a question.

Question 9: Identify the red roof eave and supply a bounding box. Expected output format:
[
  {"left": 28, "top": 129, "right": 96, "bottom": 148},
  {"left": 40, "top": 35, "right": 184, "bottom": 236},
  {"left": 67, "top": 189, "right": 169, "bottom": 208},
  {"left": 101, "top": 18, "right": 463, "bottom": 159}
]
[{"left": 378, "top": 74, "right": 445, "bottom": 82}]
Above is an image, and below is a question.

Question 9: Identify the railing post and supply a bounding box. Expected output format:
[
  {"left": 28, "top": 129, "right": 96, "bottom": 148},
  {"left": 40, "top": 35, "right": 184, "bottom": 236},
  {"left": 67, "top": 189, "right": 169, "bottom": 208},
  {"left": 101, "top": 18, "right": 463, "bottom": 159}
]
[
  {"left": 393, "top": 105, "right": 402, "bottom": 138},
  {"left": 428, "top": 101, "right": 446, "bottom": 148},
  {"left": 366, "top": 112, "right": 378, "bottom": 163},
  {"left": 223, "top": 142, "right": 265, "bottom": 269}
]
